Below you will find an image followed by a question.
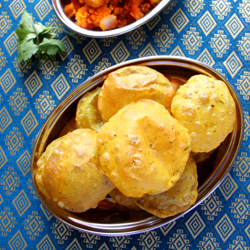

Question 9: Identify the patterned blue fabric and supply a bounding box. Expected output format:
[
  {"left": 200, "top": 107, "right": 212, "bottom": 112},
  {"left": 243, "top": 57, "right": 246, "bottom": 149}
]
[{"left": 0, "top": 0, "right": 249, "bottom": 249}]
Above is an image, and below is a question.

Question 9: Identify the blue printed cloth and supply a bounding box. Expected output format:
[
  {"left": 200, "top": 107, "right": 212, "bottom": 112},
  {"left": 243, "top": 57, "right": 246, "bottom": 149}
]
[{"left": 0, "top": 0, "right": 249, "bottom": 249}]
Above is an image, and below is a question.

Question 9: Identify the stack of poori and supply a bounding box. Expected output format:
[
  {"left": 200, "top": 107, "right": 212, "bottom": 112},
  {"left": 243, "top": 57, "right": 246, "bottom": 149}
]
[{"left": 35, "top": 65, "right": 236, "bottom": 218}]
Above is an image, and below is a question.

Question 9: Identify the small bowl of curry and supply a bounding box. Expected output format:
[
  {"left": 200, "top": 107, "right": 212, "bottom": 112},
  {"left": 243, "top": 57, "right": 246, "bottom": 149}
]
[{"left": 51, "top": 0, "right": 173, "bottom": 38}]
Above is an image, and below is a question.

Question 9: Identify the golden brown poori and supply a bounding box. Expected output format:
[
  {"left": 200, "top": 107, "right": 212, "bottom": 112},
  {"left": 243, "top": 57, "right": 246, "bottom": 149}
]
[
  {"left": 192, "top": 150, "right": 215, "bottom": 163},
  {"left": 97, "top": 99, "right": 191, "bottom": 198},
  {"left": 35, "top": 129, "right": 115, "bottom": 213},
  {"left": 109, "top": 188, "right": 141, "bottom": 210},
  {"left": 35, "top": 65, "right": 237, "bottom": 218},
  {"left": 167, "top": 76, "right": 186, "bottom": 94},
  {"left": 76, "top": 87, "right": 104, "bottom": 131},
  {"left": 171, "top": 74, "right": 236, "bottom": 153},
  {"left": 133, "top": 155, "right": 198, "bottom": 218},
  {"left": 97, "top": 65, "right": 175, "bottom": 122},
  {"left": 59, "top": 115, "right": 78, "bottom": 137}
]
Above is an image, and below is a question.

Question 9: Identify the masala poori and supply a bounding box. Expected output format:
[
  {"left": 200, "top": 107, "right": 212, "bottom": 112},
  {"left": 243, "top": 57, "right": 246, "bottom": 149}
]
[
  {"left": 97, "top": 65, "right": 175, "bottom": 122},
  {"left": 76, "top": 87, "right": 104, "bottom": 131},
  {"left": 34, "top": 65, "right": 237, "bottom": 219},
  {"left": 35, "top": 129, "right": 115, "bottom": 213},
  {"left": 171, "top": 74, "right": 236, "bottom": 153},
  {"left": 133, "top": 155, "right": 198, "bottom": 218},
  {"left": 109, "top": 188, "right": 141, "bottom": 210},
  {"left": 97, "top": 99, "right": 191, "bottom": 198}
]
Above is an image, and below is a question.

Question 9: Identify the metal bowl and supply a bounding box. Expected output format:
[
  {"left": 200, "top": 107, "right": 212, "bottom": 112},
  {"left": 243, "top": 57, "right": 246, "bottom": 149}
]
[
  {"left": 51, "top": 0, "right": 172, "bottom": 38},
  {"left": 31, "top": 56, "right": 243, "bottom": 236}
]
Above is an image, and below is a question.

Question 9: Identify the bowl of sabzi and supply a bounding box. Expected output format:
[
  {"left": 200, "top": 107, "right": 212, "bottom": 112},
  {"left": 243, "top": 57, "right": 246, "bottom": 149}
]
[
  {"left": 31, "top": 56, "right": 243, "bottom": 236},
  {"left": 51, "top": 0, "right": 172, "bottom": 38}
]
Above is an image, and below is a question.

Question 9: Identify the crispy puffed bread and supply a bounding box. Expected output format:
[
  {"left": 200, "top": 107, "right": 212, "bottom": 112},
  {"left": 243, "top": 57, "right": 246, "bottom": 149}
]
[
  {"left": 192, "top": 150, "right": 215, "bottom": 163},
  {"left": 97, "top": 99, "right": 191, "bottom": 198},
  {"left": 133, "top": 155, "right": 198, "bottom": 218},
  {"left": 167, "top": 76, "right": 186, "bottom": 94},
  {"left": 171, "top": 74, "right": 236, "bottom": 153},
  {"left": 59, "top": 115, "right": 78, "bottom": 137},
  {"left": 109, "top": 188, "right": 141, "bottom": 210},
  {"left": 76, "top": 87, "right": 103, "bottom": 131},
  {"left": 36, "top": 129, "right": 115, "bottom": 213},
  {"left": 97, "top": 66, "right": 175, "bottom": 122}
]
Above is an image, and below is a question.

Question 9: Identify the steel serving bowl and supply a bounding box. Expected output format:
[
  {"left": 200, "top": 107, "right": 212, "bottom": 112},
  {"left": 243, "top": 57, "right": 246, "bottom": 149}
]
[
  {"left": 51, "top": 0, "right": 172, "bottom": 38},
  {"left": 31, "top": 56, "right": 243, "bottom": 236}
]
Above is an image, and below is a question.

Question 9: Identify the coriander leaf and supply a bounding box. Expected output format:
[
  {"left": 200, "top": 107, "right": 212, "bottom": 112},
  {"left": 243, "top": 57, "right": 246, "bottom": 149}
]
[
  {"left": 17, "top": 39, "right": 38, "bottom": 63},
  {"left": 38, "top": 38, "right": 66, "bottom": 56},
  {"left": 15, "top": 11, "right": 36, "bottom": 42},
  {"left": 34, "top": 22, "right": 47, "bottom": 34},
  {"left": 16, "top": 11, "right": 72, "bottom": 66},
  {"left": 26, "top": 33, "right": 37, "bottom": 40},
  {"left": 39, "top": 30, "right": 56, "bottom": 41},
  {"left": 19, "top": 11, "right": 35, "bottom": 34},
  {"left": 15, "top": 27, "right": 30, "bottom": 41}
]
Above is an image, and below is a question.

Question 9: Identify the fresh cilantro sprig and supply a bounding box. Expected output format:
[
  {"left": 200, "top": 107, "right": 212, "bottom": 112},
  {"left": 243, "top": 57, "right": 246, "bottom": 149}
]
[{"left": 16, "top": 11, "right": 76, "bottom": 65}]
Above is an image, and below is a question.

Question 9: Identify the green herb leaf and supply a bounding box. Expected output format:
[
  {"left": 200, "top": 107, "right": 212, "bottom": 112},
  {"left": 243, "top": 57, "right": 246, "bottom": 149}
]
[
  {"left": 26, "top": 33, "right": 37, "bottom": 40},
  {"left": 16, "top": 10, "right": 70, "bottom": 66},
  {"left": 39, "top": 38, "right": 66, "bottom": 56},
  {"left": 19, "top": 11, "right": 35, "bottom": 33},
  {"left": 17, "top": 39, "right": 38, "bottom": 63},
  {"left": 34, "top": 22, "right": 47, "bottom": 34}
]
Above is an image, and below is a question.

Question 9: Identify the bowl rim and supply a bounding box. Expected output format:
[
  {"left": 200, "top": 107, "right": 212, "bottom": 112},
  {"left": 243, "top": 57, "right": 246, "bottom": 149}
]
[
  {"left": 31, "top": 55, "right": 244, "bottom": 236},
  {"left": 51, "top": 0, "right": 173, "bottom": 38}
]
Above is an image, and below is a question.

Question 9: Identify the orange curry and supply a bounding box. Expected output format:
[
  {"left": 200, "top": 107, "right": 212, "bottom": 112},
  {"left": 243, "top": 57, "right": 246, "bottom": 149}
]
[{"left": 64, "top": 0, "right": 161, "bottom": 31}]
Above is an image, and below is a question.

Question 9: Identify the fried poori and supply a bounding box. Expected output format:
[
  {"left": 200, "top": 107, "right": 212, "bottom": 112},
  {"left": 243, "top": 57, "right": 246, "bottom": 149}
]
[
  {"left": 192, "top": 150, "right": 215, "bottom": 163},
  {"left": 97, "top": 65, "right": 175, "bottom": 122},
  {"left": 167, "top": 76, "right": 186, "bottom": 94},
  {"left": 109, "top": 188, "right": 141, "bottom": 210},
  {"left": 59, "top": 115, "right": 78, "bottom": 137},
  {"left": 76, "top": 87, "right": 104, "bottom": 131},
  {"left": 171, "top": 74, "right": 236, "bottom": 153},
  {"left": 35, "top": 129, "right": 115, "bottom": 213},
  {"left": 133, "top": 155, "right": 198, "bottom": 218},
  {"left": 97, "top": 99, "right": 191, "bottom": 198}
]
